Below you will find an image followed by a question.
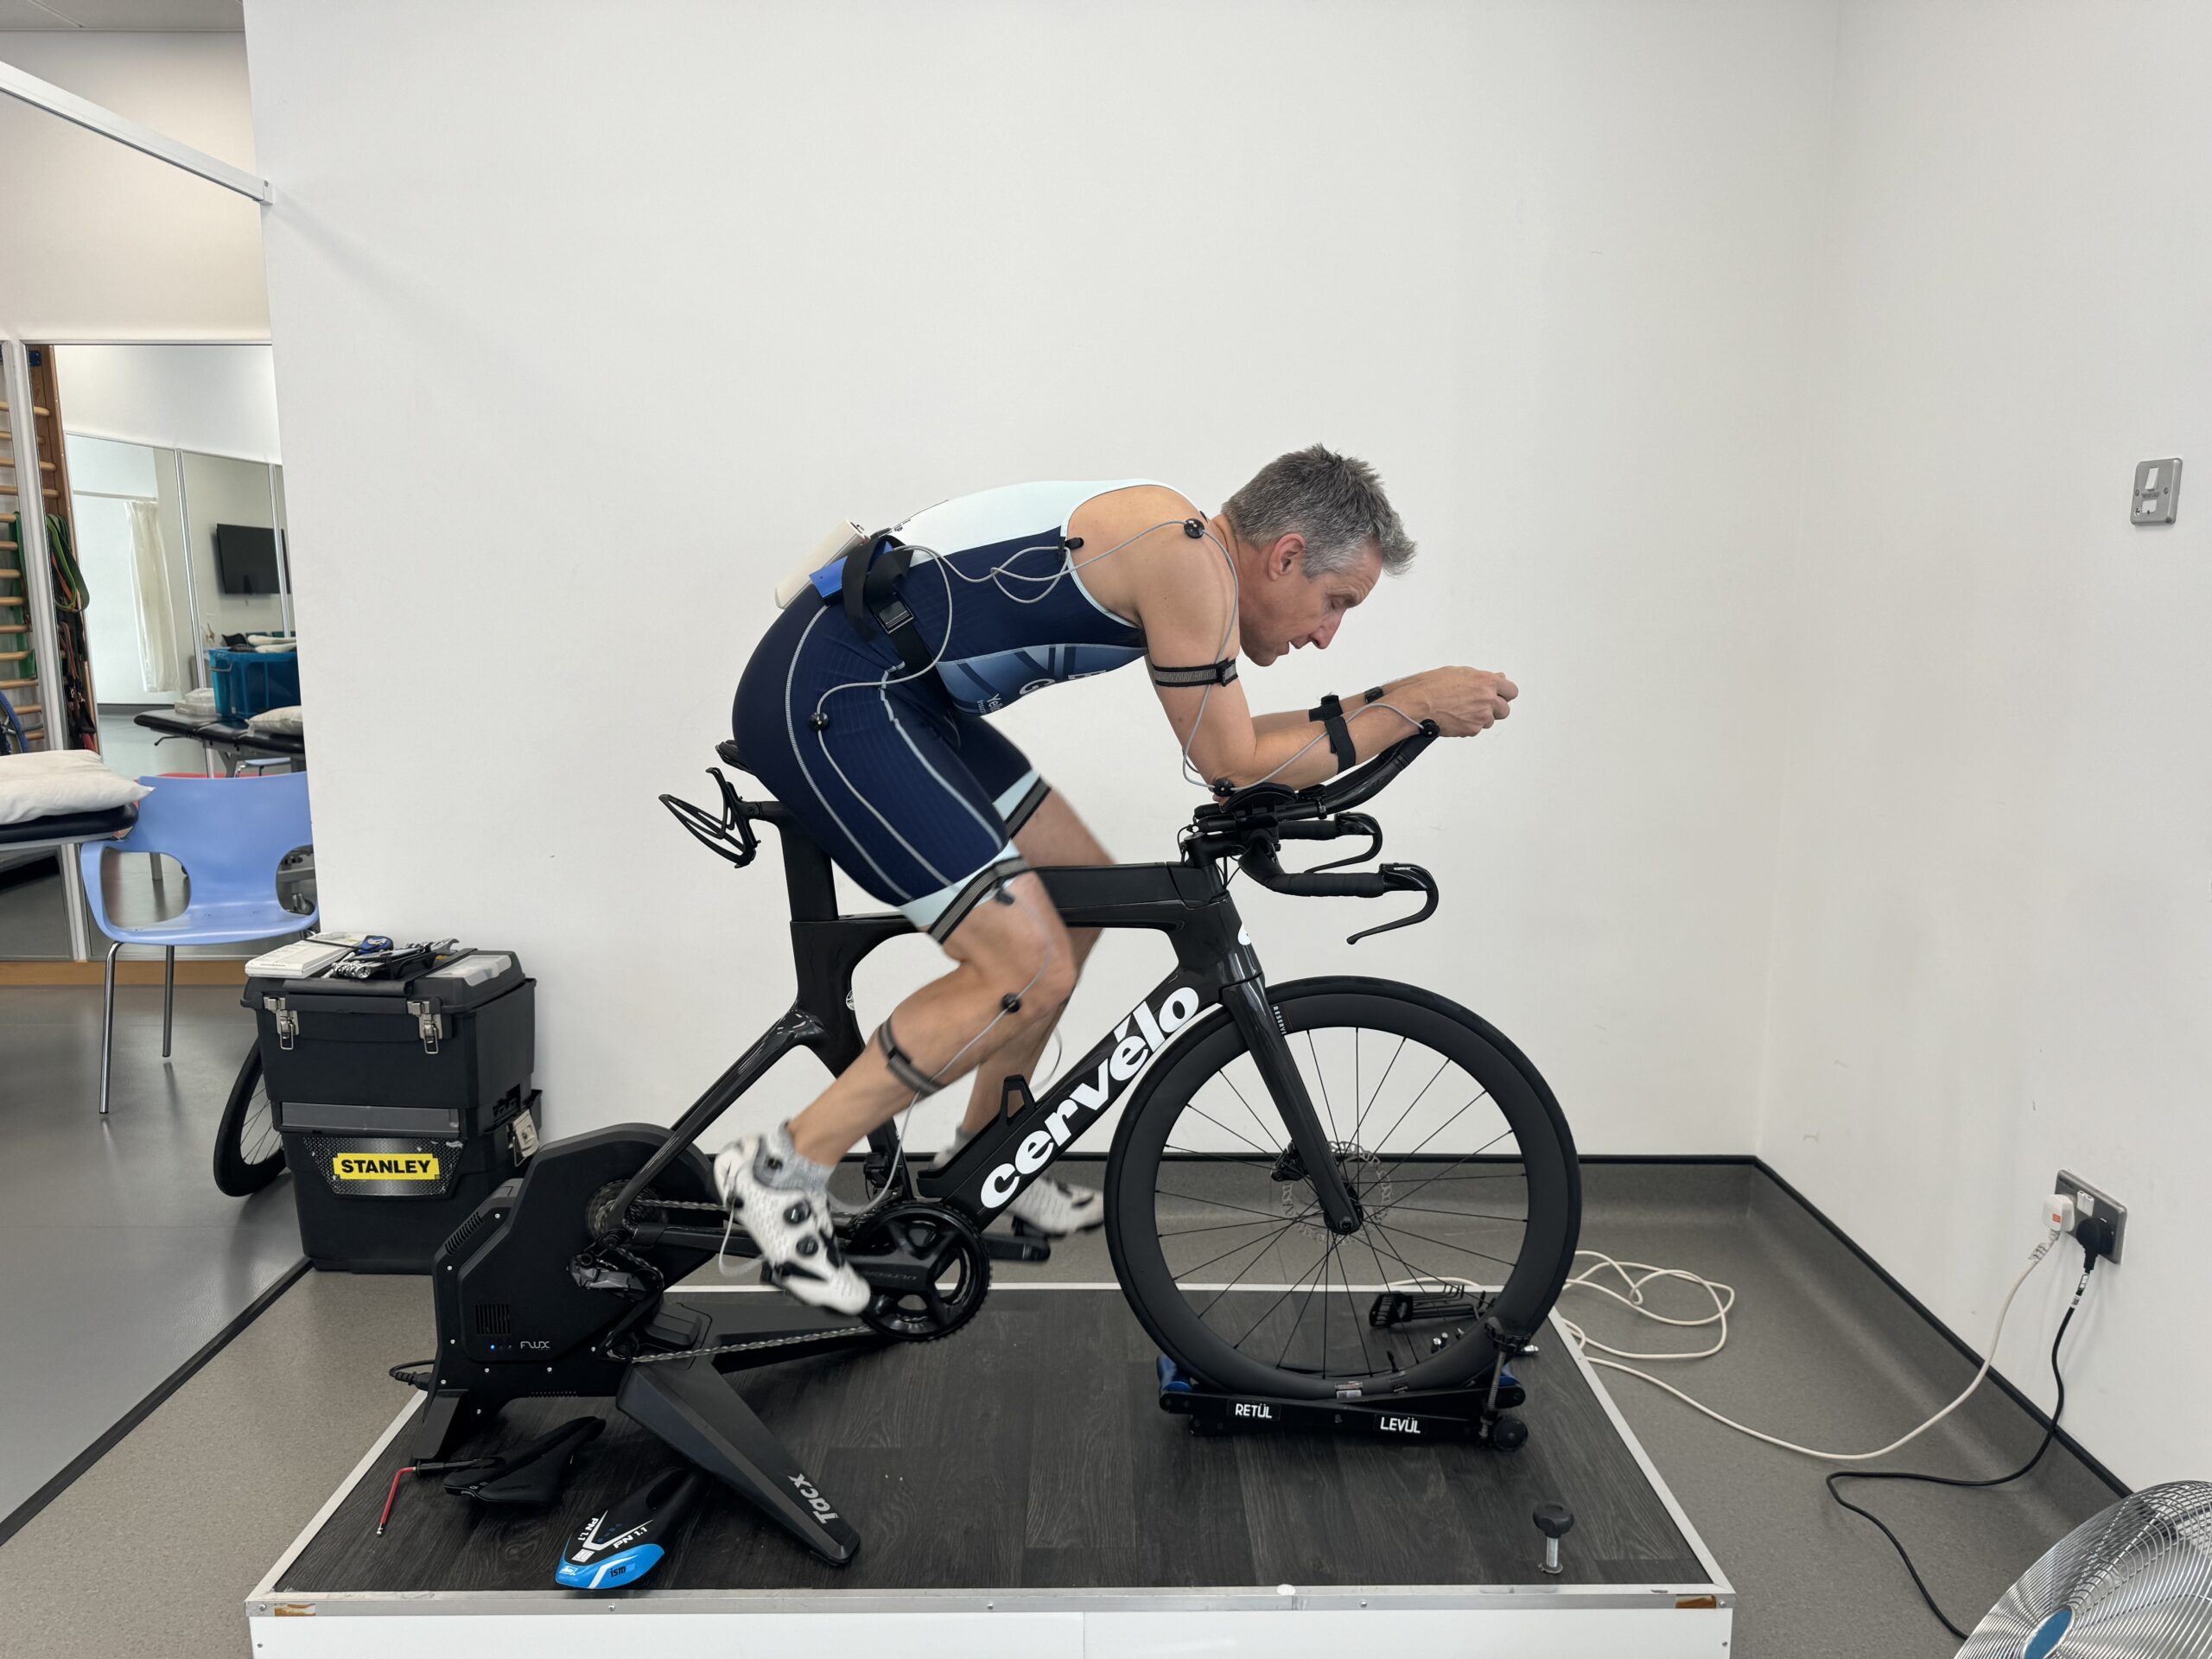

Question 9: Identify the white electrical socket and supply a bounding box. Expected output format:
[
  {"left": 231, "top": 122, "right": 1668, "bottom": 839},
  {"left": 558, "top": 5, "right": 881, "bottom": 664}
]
[{"left": 2054, "top": 1170, "right": 2128, "bottom": 1264}]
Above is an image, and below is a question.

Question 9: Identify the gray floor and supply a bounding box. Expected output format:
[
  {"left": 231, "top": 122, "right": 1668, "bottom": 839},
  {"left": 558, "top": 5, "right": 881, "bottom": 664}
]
[
  {"left": 0, "top": 986, "right": 302, "bottom": 1526},
  {"left": 0, "top": 996, "right": 2118, "bottom": 1658}
]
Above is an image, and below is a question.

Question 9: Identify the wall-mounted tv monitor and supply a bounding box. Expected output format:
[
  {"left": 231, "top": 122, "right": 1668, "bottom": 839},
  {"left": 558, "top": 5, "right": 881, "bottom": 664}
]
[{"left": 214, "top": 524, "right": 285, "bottom": 596}]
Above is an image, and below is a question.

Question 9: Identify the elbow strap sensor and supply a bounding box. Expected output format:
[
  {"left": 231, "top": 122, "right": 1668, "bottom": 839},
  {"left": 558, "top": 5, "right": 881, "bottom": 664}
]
[{"left": 1149, "top": 658, "right": 1238, "bottom": 688}]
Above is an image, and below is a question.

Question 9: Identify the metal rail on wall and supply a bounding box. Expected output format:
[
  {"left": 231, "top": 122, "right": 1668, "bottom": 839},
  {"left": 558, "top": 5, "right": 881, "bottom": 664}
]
[{"left": 0, "top": 59, "right": 271, "bottom": 204}]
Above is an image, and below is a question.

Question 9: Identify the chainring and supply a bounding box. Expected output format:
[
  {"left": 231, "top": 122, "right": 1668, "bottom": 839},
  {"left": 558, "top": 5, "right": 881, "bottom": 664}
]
[{"left": 848, "top": 1202, "right": 991, "bottom": 1343}]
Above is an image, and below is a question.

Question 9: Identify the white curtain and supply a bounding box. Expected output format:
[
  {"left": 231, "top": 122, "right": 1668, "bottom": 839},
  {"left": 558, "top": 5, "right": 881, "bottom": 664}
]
[{"left": 126, "top": 498, "right": 182, "bottom": 696}]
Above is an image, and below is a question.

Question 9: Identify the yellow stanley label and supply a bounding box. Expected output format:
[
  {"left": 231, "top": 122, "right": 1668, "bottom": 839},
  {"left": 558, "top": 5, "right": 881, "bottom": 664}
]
[{"left": 331, "top": 1153, "right": 442, "bottom": 1181}]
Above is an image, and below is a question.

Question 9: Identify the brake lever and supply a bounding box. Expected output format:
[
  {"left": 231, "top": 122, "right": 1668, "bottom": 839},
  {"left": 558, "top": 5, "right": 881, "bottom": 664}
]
[
  {"left": 1304, "top": 812, "right": 1382, "bottom": 874},
  {"left": 1347, "top": 862, "right": 1439, "bottom": 945}
]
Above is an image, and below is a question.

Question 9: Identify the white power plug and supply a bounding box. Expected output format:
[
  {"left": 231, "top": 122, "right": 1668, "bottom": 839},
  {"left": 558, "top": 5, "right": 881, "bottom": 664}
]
[{"left": 2045, "top": 1193, "right": 2076, "bottom": 1235}]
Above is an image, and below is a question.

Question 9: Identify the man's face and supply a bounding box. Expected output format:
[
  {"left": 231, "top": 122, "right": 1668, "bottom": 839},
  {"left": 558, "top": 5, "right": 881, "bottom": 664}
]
[{"left": 1238, "top": 537, "right": 1384, "bottom": 666}]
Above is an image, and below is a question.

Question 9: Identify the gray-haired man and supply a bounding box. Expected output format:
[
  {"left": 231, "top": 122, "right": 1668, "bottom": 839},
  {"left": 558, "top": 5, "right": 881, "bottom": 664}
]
[{"left": 717, "top": 445, "right": 1517, "bottom": 1311}]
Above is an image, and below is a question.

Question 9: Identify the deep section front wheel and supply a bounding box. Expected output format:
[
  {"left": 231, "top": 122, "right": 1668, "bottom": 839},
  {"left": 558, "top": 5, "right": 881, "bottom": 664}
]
[
  {"left": 1105, "top": 976, "right": 1580, "bottom": 1399},
  {"left": 213, "top": 1046, "right": 286, "bottom": 1197}
]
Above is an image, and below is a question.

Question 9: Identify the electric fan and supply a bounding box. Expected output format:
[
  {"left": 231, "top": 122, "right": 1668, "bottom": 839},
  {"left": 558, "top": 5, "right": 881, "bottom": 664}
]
[{"left": 1961, "top": 1481, "right": 2212, "bottom": 1657}]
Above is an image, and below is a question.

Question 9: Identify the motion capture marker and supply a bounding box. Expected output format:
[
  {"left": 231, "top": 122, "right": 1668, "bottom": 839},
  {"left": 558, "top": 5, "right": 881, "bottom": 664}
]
[{"left": 1183, "top": 518, "right": 1205, "bottom": 537}]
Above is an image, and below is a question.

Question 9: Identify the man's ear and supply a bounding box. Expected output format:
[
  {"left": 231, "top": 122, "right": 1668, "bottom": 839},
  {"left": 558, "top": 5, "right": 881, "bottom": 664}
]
[{"left": 1268, "top": 533, "right": 1306, "bottom": 578}]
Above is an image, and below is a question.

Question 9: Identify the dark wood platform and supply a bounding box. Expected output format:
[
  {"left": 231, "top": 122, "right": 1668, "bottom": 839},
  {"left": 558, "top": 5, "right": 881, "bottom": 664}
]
[{"left": 277, "top": 1288, "right": 1703, "bottom": 1596}]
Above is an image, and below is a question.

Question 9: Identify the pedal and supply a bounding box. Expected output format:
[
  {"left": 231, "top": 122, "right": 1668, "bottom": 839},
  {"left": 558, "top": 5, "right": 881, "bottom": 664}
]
[
  {"left": 1369, "top": 1289, "right": 1479, "bottom": 1328},
  {"left": 985, "top": 1228, "right": 1052, "bottom": 1263}
]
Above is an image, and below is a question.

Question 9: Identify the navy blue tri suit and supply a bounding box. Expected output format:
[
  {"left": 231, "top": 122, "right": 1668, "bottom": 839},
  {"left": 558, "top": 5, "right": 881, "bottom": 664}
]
[{"left": 733, "top": 480, "right": 1180, "bottom": 943}]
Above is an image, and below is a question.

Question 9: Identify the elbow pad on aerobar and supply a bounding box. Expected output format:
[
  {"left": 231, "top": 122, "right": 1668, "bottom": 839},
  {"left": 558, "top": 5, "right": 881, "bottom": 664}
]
[{"left": 1148, "top": 658, "right": 1237, "bottom": 688}]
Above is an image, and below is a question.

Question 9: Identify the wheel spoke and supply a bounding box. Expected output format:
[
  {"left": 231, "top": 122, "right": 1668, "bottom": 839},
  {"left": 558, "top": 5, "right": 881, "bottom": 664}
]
[
  {"left": 1159, "top": 1214, "right": 1306, "bottom": 1241},
  {"left": 1363, "top": 1053, "right": 1453, "bottom": 1155},
  {"left": 1154, "top": 1187, "right": 1311, "bottom": 1225},
  {"left": 1177, "top": 1214, "right": 1310, "bottom": 1287},
  {"left": 1173, "top": 1101, "right": 1279, "bottom": 1160},
  {"left": 1232, "top": 1242, "right": 1330, "bottom": 1352},
  {"left": 1217, "top": 1071, "right": 1282, "bottom": 1149},
  {"left": 1375, "top": 1113, "right": 1510, "bottom": 1190},
  {"left": 1368, "top": 1214, "right": 1522, "bottom": 1274},
  {"left": 1374, "top": 1201, "right": 1528, "bottom": 1224},
  {"left": 1192, "top": 1217, "right": 1310, "bottom": 1319},
  {"left": 1351, "top": 1034, "right": 1407, "bottom": 1144}
]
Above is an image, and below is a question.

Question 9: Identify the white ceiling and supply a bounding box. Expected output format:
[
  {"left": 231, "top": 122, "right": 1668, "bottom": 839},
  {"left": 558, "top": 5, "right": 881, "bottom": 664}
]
[{"left": 0, "top": 0, "right": 240, "bottom": 29}]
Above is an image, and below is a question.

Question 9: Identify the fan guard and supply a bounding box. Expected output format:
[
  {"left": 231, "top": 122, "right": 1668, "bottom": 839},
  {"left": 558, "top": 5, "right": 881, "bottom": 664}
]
[{"left": 1961, "top": 1481, "right": 2212, "bottom": 1657}]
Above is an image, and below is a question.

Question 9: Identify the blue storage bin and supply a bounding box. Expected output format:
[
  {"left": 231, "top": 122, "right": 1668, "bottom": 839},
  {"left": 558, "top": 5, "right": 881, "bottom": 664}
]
[{"left": 208, "top": 648, "right": 302, "bottom": 722}]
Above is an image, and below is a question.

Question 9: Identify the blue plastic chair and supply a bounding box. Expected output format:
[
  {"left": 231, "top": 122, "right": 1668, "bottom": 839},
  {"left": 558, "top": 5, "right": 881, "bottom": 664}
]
[{"left": 79, "top": 772, "right": 317, "bottom": 1116}]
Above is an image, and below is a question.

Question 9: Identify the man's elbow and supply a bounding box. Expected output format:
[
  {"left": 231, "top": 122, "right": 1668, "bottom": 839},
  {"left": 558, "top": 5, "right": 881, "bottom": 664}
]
[{"left": 1188, "top": 742, "right": 1263, "bottom": 793}]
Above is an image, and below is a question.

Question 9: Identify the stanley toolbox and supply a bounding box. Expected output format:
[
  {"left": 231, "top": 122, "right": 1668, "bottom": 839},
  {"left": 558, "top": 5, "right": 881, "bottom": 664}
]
[{"left": 245, "top": 944, "right": 537, "bottom": 1272}]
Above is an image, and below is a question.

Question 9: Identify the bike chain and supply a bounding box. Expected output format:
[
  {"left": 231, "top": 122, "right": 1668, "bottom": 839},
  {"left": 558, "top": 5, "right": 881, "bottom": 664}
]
[{"left": 595, "top": 1198, "right": 963, "bottom": 1365}]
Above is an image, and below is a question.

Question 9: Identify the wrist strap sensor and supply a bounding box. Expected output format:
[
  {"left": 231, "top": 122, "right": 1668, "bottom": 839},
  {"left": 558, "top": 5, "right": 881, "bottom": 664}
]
[{"left": 1307, "top": 693, "right": 1357, "bottom": 769}]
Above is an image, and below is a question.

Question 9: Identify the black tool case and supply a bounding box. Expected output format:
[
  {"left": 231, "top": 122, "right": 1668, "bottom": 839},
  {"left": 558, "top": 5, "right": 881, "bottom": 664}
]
[{"left": 245, "top": 950, "right": 537, "bottom": 1273}]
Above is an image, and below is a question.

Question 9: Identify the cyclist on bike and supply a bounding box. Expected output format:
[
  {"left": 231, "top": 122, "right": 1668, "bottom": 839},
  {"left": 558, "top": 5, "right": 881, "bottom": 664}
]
[{"left": 716, "top": 444, "right": 1518, "bottom": 1312}]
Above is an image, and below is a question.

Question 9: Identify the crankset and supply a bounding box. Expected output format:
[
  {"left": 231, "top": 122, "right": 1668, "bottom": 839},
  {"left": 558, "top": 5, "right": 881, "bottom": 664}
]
[{"left": 847, "top": 1202, "right": 990, "bottom": 1342}]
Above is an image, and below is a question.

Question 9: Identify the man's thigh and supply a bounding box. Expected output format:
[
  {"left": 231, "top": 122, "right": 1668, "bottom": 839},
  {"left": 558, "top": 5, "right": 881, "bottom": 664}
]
[{"left": 1012, "top": 787, "right": 1111, "bottom": 870}]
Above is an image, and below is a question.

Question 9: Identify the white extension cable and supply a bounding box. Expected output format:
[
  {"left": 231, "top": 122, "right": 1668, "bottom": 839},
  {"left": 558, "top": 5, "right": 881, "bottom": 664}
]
[{"left": 1557, "top": 1230, "right": 2063, "bottom": 1463}]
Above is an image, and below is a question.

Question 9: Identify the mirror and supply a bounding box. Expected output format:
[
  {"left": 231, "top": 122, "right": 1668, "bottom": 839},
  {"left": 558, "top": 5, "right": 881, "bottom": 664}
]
[{"left": 0, "top": 342, "right": 309, "bottom": 963}]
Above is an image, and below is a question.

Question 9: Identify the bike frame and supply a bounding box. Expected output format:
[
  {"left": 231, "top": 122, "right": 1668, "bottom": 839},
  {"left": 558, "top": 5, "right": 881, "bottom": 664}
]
[{"left": 603, "top": 806, "right": 1362, "bottom": 1236}]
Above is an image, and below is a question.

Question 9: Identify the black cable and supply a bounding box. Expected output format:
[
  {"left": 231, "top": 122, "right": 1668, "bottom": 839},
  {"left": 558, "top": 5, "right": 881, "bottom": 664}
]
[
  {"left": 1827, "top": 1254, "right": 2096, "bottom": 1639},
  {"left": 388, "top": 1360, "right": 434, "bottom": 1391}
]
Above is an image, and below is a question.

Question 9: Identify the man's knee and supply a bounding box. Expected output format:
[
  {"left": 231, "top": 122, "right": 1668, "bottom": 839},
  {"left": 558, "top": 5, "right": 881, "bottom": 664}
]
[
  {"left": 950, "top": 894, "right": 1077, "bottom": 1017},
  {"left": 981, "top": 931, "right": 1076, "bottom": 1020}
]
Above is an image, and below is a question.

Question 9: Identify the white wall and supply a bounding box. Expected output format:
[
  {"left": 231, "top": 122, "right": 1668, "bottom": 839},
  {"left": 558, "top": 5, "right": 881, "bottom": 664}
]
[
  {"left": 0, "top": 33, "right": 266, "bottom": 339},
  {"left": 244, "top": 0, "right": 1837, "bottom": 1154},
  {"left": 1758, "top": 1, "right": 2212, "bottom": 1490},
  {"left": 61, "top": 343, "right": 280, "bottom": 461}
]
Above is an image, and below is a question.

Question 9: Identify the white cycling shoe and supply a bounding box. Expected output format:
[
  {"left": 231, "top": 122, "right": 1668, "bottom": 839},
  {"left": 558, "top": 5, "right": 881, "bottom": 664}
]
[
  {"left": 1006, "top": 1173, "right": 1105, "bottom": 1236},
  {"left": 713, "top": 1136, "right": 871, "bottom": 1315}
]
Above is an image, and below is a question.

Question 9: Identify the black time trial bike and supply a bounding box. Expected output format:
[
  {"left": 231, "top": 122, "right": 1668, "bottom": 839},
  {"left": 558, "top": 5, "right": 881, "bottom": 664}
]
[{"left": 640, "top": 721, "right": 1585, "bottom": 1402}]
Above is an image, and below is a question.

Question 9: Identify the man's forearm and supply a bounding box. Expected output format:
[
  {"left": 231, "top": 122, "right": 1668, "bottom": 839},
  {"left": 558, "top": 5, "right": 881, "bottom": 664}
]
[{"left": 1219, "top": 677, "right": 1432, "bottom": 791}]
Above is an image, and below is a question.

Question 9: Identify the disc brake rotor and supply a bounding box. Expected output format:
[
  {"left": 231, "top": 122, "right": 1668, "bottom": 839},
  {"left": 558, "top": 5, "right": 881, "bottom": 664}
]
[{"left": 1277, "top": 1141, "right": 1390, "bottom": 1236}]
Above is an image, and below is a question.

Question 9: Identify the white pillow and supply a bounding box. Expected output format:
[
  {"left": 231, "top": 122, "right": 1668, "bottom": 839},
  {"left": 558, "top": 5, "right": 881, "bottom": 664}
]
[
  {"left": 0, "top": 752, "right": 153, "bottom": 826},
  {"left": 246, "top": 704, "right": 304, "bottom": 735}
]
